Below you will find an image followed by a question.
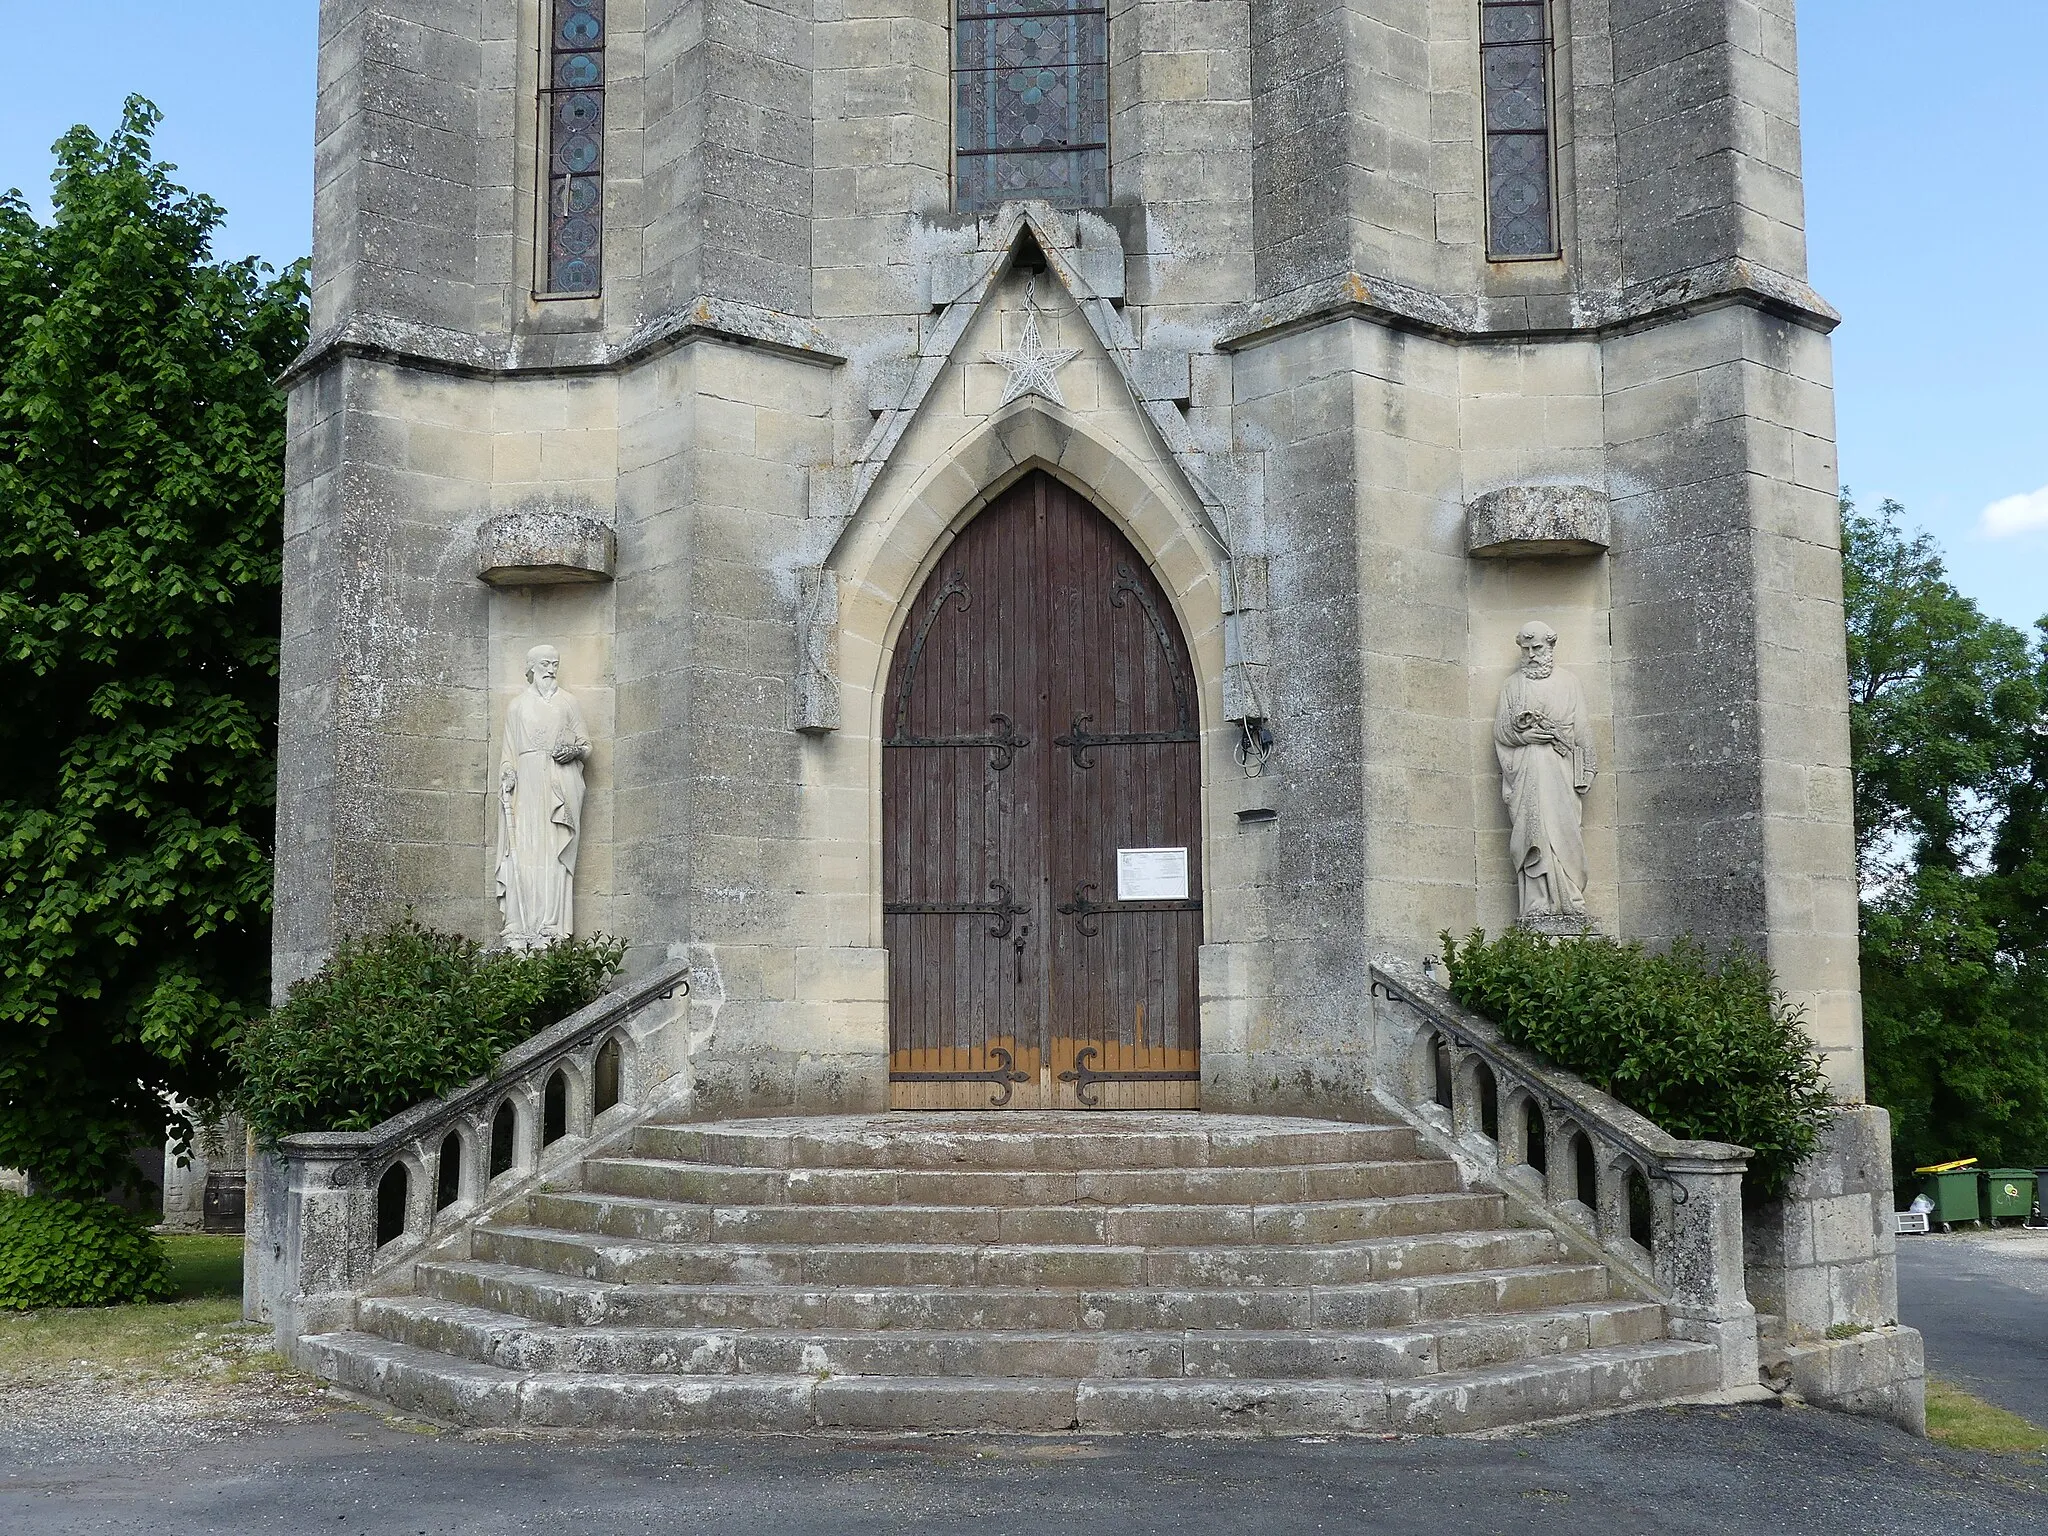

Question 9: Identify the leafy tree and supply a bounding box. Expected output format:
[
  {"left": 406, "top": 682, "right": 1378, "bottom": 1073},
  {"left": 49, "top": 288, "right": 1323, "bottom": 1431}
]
[
  {"left": 1845, "top": 495, "right": 2048, "bottom": 1179},
  {"left": 1842, "top": 496, "right": 2038, "bottom": 881},
  {"left": 1987, "top": 623, "right": 2048, "bottom": 958},
  {"left": 0, "top": 99, "right": 307, "bottom": 1199}
]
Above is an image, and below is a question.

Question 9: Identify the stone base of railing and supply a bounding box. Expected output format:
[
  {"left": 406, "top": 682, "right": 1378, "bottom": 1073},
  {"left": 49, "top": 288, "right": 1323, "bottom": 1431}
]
[
  {"left": 1366, "top": 963, "right": 1925, "bottom": 1432},
  {"left": 1746, "top": 1103, "right": 1925, "bottom": 1435},
  {"left": 1766, "top": 1327, "right": 1926, "bottom": 1437}
]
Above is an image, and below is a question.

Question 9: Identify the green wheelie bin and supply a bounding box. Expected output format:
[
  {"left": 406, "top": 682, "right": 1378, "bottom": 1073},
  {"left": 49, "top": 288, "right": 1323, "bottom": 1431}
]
[
  {"left": 1920, "top": 1167, "right": 1981, "bottom": 1232},
  {"left": 1981, "top": 1169, "right": 2038, "bottom": 1226}
]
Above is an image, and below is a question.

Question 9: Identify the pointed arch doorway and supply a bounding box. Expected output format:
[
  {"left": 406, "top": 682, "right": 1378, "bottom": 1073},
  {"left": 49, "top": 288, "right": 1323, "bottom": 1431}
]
[{"left": 884, "top": 471, "right": 1203, "bottom": 1110}]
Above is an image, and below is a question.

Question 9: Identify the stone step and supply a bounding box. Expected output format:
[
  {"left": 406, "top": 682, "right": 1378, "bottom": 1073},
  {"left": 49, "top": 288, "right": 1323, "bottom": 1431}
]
[
  {"left": 445, "top": 1224, "right": 1566, "bottom": 1322},
  {"left": 471, "top": 1210, "right": 1518, "bottom": 1290},
  {"left": 416, "top": 1251, "right": 1603, "bottom": 1332},
  {"left": 307, "top": 1112, "right": 1704, "bottom": 1438},
  {"left": 527, "top": 1188, "right": 1478, "bottom": 1248},
  {"left": 576, "top": 1156, "right": 1463, "bottom": 1208},
  {"left": 354, "top": 1295, "right": 1667, "bottom": 1381},
  {"left": 302, "top": 1331, "right": 1718, "bottom": 1434},
  {"left": 1081, "top": 1341, "right": 1723, "bottom": 1436},
  {"left": 632, "top": 1115, "right": 1414, "bottom": 1171}
]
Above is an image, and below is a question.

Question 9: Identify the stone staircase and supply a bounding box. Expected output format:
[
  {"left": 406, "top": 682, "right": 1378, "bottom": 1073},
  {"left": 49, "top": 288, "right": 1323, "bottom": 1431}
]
[{"left": 302, "top": 1112, "right": 1721, "bottom": 1433}]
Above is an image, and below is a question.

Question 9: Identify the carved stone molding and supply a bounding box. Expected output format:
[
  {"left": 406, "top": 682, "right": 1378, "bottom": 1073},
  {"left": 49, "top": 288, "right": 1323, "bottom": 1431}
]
[
  {"left": 279, "top": 296, "right": 842, "bottom": 388},
  {"left": 1467, "top": 485, "right": 1611, "bottom": 558},
  {"left": 1218, "top": 257, "right": 1840, "bottom": 354},
  {"left": 477, "top": 510, "right": 617, "bottom": 586}
]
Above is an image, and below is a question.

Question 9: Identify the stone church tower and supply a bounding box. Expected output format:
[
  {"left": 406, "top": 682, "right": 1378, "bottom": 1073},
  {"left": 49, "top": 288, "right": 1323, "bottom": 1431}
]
[{"left": 279, "top": 0, "right": 1861, "bottom": 1111}]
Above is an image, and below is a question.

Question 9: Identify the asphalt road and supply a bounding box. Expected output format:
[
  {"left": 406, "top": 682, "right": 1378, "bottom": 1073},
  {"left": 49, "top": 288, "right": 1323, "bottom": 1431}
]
[
  {"left": 4, "top": 1401, "right": 2044, "bottom": 1536},
  {"left": 1898, "top": 1231, "right": 2048, "bottom": 1427}
]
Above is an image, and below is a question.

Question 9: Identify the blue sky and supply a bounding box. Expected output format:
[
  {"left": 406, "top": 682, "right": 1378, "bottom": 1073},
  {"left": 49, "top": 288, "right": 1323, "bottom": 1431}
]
[{"left": 0, "top": 1, "right": 2040, "bottom": 631}]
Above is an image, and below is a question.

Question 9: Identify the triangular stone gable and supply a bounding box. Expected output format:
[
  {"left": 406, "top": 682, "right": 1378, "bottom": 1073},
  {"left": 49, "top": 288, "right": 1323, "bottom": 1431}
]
[
  {"left": 792, "top": 203, "right": 1275, "bottom": 735},
  {"left": 813, "top": 202, "right": 1243, "bottom": 553}
]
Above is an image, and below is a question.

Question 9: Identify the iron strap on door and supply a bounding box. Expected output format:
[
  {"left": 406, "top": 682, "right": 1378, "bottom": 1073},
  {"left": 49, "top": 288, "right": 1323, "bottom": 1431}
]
[
  {"left": 1055, "top": 882, "right": 1202, "bottom": 937},
  {"left": 883, "top": 879, "right": 1032, "bottom": 939},
  {"left": 890, "top": 1047, "right": 1033, "bottom": 1107},
  {"left": 1059, "top": 1049, "right": 1203, "bottom": 1107},
  {"left": 1052, "top": 713, "right": 1197, "bottom": 769},
  {"left": 887, "top": 711, "right": 1033, "bottom": 771}
]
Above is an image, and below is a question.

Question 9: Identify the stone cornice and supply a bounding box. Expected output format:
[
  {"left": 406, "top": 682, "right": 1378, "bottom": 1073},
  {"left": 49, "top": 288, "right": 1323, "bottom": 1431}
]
[
  {"left": 1217, "top": 259, "right": 1841, "bottom": 352},
  {"left": 278, "top": 296, "right": 845, "bottom": 389}
]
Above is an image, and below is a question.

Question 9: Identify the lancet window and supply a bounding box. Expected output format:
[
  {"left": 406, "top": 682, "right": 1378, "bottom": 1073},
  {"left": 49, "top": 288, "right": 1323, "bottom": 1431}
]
[
  {"left": 1480, "top": 0, "right": 1559, "bottom": 259},
  {"left": 954, "top": 0, "right": 1109, "bottom": 213},
  {"left": 541, "top": 0, "right": 606, "bottom": 295}
]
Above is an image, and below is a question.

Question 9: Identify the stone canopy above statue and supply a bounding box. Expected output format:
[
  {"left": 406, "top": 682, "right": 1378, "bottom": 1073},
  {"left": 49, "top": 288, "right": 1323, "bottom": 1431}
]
[
  {"left": 1466, "top": 485, "right": 1611, "bottom": 559},
  {"left": 478, "top": 509, "right": 617, "bottom": 586}
]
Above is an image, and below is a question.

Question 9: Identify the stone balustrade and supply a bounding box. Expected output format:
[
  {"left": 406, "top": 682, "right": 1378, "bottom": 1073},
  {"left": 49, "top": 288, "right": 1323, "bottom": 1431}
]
[
  {"left": 1369, "top": 962, "right": 1759, "bottom": 1391},
  {"left": 247, "top": 961, "right": 691, "bottom": 1341}
]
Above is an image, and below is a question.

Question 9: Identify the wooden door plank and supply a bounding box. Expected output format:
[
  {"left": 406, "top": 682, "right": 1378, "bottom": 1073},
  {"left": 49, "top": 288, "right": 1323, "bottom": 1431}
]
[{"left": 886, "top": 472, "right": 1199, "bottom": 1111}]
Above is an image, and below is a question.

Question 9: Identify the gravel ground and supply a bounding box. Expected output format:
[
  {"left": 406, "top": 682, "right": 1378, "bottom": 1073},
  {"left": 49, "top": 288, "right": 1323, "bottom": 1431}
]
[
  {"left": 0, "top": 1322, "right": 329, "bottom": 1474},
  {"left": 4, "top": 1243, "right": 2046, "bottom": 1535},
  {"left": 2, "top": 1390, "right": 2043, "bottom": 1534}
]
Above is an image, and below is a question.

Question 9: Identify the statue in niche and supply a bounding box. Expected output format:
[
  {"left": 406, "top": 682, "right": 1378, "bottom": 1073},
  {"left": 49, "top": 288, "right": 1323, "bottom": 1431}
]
[
  {"left": 1494, "top": 621, "right": 1597, "bottom": 929},
  {"left": 496, "top": 644, "right": 590, "bottom": 949}
]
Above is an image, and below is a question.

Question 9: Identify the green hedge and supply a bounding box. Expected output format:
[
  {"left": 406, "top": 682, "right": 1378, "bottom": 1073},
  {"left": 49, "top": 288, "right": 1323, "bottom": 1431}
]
[
  {"left": 1440, "top": 928, "right": 1834, "bottom": 1195},
  {"left": 233, "top": 919, "right": 626, "bottom": 1143},
  {"left": 0, "top": 1193, "right": 174, "bottom": 1309}
]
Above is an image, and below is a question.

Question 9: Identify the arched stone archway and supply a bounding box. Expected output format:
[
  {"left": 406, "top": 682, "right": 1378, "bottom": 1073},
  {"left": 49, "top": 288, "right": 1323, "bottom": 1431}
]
[
  {"left": 792, "top": 400, "right": 1235, "bottom": 1110},
  {"left": 829, "top": 400, "right": 1230, "bottom": 731}
]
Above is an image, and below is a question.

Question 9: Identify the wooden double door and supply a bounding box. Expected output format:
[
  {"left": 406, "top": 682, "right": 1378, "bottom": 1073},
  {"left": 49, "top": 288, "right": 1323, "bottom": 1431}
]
[{"left": 884, "top": 472, "right": 1202, "bottom": 1109}]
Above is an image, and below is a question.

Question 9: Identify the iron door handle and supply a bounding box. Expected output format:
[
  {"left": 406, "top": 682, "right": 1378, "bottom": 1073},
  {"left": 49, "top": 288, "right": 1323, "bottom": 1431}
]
[{"left": 1013, "top": 924, "right": 1030, "bottom": 985}]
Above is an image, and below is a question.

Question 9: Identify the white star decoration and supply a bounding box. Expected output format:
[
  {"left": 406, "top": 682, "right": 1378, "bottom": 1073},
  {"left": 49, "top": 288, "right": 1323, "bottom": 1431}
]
[{"left": 985, "top": 303, "right": 1081, "bottom": 408}]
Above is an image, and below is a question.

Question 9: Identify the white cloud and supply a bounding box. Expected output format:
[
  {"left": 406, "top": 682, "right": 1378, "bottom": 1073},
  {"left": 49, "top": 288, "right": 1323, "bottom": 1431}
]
[{"left": 1980, "top": 484, "right": 2048, "bottom": 539}]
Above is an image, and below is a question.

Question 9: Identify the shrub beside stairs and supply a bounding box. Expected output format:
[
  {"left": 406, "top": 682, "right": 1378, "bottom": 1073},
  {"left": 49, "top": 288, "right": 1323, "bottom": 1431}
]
[{"left": 299, "top": 1111, "right": 1724, "bottom": 1433}]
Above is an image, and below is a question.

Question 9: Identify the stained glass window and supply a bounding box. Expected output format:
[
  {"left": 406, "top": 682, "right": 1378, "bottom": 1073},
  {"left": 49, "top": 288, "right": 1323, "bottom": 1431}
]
[
  {"left": 1480, "top": 0, "right": 1558, "bottom": 259},
  {"left": 542, "top": 0, "right": 605, "bottom": 295},
  {"left": 954, "top": 0, "right": 1109, "bottom": 213}
]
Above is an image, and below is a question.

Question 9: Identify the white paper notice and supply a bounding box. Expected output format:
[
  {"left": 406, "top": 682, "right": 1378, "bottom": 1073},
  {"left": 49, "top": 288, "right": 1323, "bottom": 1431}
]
[{"left": 1117, "top": 846, "right": 1189, "bottom": 902}]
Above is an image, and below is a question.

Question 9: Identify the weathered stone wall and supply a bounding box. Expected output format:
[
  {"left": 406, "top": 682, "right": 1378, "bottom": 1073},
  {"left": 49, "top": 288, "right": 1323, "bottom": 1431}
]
[
  {"left": 277, "top": 361, "right": 494, "bottom": 988},
  {"left": 646, "top": 0, "right": 815, "bottom": 318},
  {"left": 284, "top": 0, "right": 1866, "bottom": 1092},
  {"left": 1603, "top": 305, "right": 1858, "bottom": 1090},
  {"left": 276, "top": 359, "right": 627, "bottom": 990},
  {"left": 1612, "top": 0, "right": 1808, "bottom": 285},
  {"left": 1210, "top": 321, "right": 1370, "bottom": 1112},
  {"left": 311, "top": 0, "right": 486, "bottom": 338}
]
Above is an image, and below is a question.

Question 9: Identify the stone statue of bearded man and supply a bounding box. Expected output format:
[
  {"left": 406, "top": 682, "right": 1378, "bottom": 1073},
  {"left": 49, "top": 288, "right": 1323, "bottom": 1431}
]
[
  {"left": 495, "top": 644, "right": 591, "bottom": 949},
  {"left": 1494, "top": 621, "right": 1596, "bottom": 927}
]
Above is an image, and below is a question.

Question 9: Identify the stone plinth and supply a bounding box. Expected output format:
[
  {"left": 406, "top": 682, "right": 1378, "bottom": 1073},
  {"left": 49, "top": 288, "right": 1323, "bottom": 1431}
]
[
  {"left": 478, "top": 510, "right": 617, "bottom": 586},
  {"left": 1746, "top": 1104, "right": 1925, "bottom": 1434},
  {"left": 1467, "top": 485, "right": 1611, "bottom": 558},
  {"left": 1517, "top": 914, "right": 1598, "bottom": 938}
]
